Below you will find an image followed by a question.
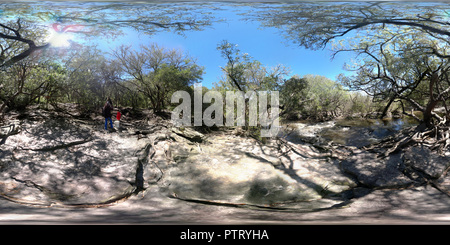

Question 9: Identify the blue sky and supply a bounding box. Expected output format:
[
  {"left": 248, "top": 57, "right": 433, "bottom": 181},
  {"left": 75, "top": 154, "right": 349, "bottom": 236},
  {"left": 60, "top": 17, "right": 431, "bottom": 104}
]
[{"left": 97, "top": 4, "right": 352, "bottom": 88}]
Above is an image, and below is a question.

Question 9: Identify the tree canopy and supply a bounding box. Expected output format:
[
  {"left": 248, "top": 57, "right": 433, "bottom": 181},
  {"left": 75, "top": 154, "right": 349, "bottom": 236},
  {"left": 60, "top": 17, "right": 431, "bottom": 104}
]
[
  {"left": 248, "top": 2, "right": 450, "bottom": 126},
  {"left": 247, "top": 2, "right": 450, "bottom": 51},
  {"left": 0, "top": 1, "right": 220, "bottom": 68}
]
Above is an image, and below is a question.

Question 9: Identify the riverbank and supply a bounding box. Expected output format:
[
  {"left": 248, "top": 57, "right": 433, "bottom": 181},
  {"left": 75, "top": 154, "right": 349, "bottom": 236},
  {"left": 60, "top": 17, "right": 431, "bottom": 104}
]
[{"left": 282, "top": 116, "right": 419, "bottom": 146}]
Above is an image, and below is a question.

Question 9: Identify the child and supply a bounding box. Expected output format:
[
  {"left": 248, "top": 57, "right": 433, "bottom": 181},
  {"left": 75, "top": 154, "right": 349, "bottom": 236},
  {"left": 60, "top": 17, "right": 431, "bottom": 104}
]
[{"left": 116, "top": 109, "right": 122, "bottom": 129}]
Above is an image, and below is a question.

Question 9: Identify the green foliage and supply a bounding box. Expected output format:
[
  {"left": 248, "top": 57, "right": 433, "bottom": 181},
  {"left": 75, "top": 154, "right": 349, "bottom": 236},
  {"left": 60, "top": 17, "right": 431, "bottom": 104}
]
[
  {"left": 347, "top": 92, "right": 377, "bottom": 118},
  {"left": 333, "top": 18, "right": 450, "bottom": 124},
  {"left": 113, "top": 43, "right": 204, "bottom": 112},
  {"left": 279, "top": 75, "right": 308, "bottom": 119},
  {"left": 0, "top": 54, "right": 67, "bottom": 112},
  {"left": 280, "top": 74, "right": 354, "bottom": 121},
  {"left": 248, "top": 1, "right": 450, "bottom": 126},
  {"left": 63, "top": 46, "right": 110, "bottom": 112},
  {"left": 216, "top": 40, "right": 289, "bottom": 92}
]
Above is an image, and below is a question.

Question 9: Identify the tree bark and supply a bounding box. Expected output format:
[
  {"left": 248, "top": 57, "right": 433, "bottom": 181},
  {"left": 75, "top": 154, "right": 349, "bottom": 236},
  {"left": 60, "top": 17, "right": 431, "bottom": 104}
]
[
  {"left": 380, "top": 96, "right": 396, "bottom": 119},
  {"left": 423, "top": 99, "right": 439, "bottom": 127},
  {"left": 423, "top": 71, "right": 439, "bottom": 127}
]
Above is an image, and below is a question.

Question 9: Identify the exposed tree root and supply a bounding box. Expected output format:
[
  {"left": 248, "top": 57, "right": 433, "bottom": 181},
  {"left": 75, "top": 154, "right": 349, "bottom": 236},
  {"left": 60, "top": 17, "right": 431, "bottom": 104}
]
[
  {"left": 168, "top": 193, "right": 352, "bottom": 213},
  {"left": 277, "top": 137, "right": 354, "bottom": 162},
  {"left": 18, "top": 138, "right": 93, "bottom": 152},
  {"left": 1, "top": 134, "right": 170, "bottom": 209},
  {"left": 361, "top": 124, "right": 450, "bottom": 157},
  {"left": 0, "top": 185, "right": 137, "bottom": 208},
  {"left": 430, "top": 181, "right": 450, "bottom": 198}
]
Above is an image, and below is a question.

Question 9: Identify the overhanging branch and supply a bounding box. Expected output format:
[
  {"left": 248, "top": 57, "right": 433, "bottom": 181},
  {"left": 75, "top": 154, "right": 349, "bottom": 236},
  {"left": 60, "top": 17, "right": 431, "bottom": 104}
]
[{"left": 0, "top": 20, "right": 51, "bottom": 68}]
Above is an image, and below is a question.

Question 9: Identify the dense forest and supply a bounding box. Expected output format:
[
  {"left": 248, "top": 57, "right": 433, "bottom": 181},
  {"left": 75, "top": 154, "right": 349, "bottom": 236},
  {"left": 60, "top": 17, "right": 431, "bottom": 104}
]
[
  {"left": 0, "top": 37, "right": 381, "bottom": 120},
  {"left": 0, "top": 22, "right": 387, "bottom": 123}
]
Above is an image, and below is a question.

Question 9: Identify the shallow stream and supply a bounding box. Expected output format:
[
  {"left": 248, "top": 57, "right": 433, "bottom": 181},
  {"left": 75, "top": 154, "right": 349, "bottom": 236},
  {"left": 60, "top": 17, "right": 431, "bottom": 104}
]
[{"left": 284, "top": 117, "right": 419, "bottom": 147}]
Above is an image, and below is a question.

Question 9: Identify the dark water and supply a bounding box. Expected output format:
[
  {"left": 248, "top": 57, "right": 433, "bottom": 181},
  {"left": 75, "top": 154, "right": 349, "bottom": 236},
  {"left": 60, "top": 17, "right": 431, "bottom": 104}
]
[{"left": 319, "top": 117, "right": 419, "bottom": 147}]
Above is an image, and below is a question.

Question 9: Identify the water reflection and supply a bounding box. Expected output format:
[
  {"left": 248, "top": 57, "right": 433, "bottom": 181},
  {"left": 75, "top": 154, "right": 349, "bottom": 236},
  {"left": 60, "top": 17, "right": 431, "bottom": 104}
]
[{"left": 320, "top": 117, "right": 419, "bottom": 147}]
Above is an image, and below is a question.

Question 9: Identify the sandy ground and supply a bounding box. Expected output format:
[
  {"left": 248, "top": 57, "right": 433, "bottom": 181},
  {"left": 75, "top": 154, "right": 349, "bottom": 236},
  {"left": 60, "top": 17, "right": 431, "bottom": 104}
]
[
  {"left": 1, "top": 107, "right": 450, "bottom": 224},
  {"left": 1, "top": 184, "right": 450, "bottom": 224}
]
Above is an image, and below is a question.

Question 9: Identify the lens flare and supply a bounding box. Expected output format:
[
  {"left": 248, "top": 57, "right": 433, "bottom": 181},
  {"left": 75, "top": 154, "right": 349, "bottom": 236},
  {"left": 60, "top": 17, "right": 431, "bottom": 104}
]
[{"left": 47, "top": 29, "right": 72, "bottom": 47}]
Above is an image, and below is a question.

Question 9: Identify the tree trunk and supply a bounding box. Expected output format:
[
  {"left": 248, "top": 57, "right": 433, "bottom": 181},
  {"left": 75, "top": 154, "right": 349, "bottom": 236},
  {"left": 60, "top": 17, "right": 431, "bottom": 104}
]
[
  {"left": 423, "top": 71, "right": 440, "bottom": 127},
  {"left": 423, "top": 99, "right": 439, "bottom": 127},
  {"left": 380, "top": 96, "right": 395, "bottom": 119}
]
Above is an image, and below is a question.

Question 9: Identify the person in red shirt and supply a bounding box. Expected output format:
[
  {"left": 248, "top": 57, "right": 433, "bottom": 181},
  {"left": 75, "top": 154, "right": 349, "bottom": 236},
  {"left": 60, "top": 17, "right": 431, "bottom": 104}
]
[
  {"left": 116, "top": 110, "right": 122, "bottom": 121},
  {"left": 116, "top": 109, "right": 122, "bottom": 130}
]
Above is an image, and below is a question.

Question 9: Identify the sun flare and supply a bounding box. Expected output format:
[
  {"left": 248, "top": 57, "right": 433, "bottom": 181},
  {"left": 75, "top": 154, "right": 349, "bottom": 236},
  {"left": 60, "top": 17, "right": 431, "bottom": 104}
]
[{"left": 47, "top": 29, "right": 72, "bottom": 47}]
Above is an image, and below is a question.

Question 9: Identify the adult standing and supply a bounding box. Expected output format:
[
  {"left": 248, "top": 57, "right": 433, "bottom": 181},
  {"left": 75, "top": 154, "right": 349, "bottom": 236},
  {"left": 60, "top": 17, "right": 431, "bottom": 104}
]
[{"left": 103, "top": 97, "right": 114, "bottom": 130}]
